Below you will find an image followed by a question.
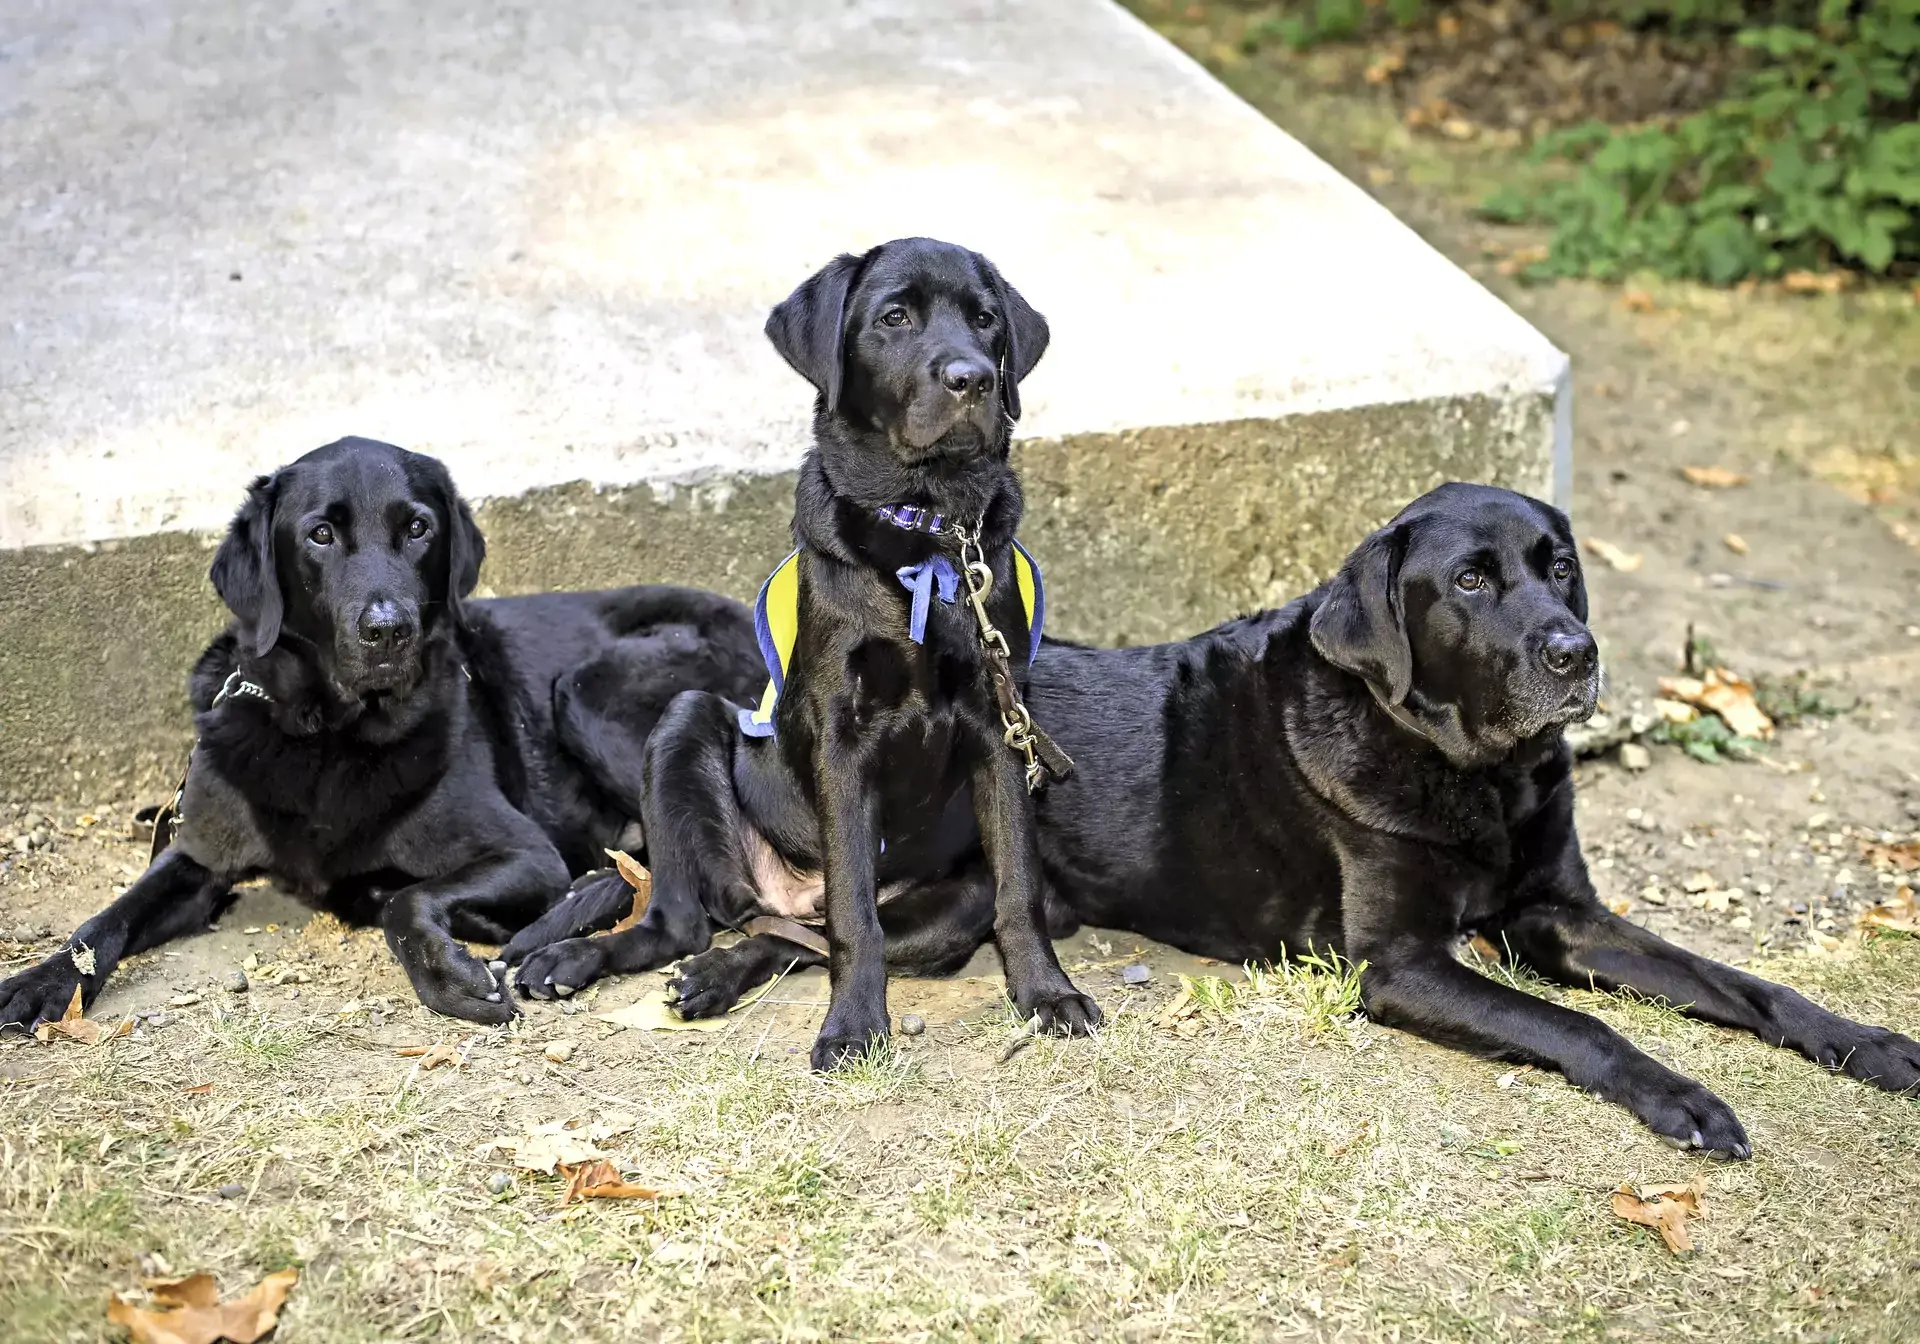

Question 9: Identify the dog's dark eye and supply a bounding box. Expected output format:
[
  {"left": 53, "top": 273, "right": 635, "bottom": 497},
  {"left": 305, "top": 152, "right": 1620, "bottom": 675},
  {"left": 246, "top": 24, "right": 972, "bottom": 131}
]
[
  {"left": 1455, "top": 569, "right": 1485, "bottom": 593},
  {"left": 879, "top": 308, "right": 910, "bottom": 328},
  {"left": 308, "top": 523, "right": 334, "bottom": 546},
  {"left": 973, "top": 311, "right": 995, "bottom": 329},
  {"left": 1552, "top": 556, "right": 1574, "bottom": 582},
  {"left": 408, "top": 518, "right": 430, "bottom": 540}
]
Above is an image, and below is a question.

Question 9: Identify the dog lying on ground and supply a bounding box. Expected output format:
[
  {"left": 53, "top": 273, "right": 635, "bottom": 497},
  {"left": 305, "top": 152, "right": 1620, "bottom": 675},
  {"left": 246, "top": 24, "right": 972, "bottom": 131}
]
[
  {"left": 0, "top": 437, "right": 763, "bottom": 1029},
  {"left": 505, "top": 238, "right": 1100, "bottom": 1068},
  {"left": 644, "top": 482, "right": 1920, "bottom": 1150}
]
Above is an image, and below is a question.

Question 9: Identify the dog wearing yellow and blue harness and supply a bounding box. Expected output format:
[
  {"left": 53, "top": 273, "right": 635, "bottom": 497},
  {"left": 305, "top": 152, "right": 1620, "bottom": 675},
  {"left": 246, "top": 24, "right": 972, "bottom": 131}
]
[{"left": 505, "top": 238, "right": 1100, "bottom": 1069}]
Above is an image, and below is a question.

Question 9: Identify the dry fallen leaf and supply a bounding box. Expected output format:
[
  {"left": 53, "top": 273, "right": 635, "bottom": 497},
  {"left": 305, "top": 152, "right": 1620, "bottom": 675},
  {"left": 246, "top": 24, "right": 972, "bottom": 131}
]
[
  {"left": 1612, "top": 1174, "right": 1707, "bottom": 1253},
  {"left": 107, "top": 1267, "right": 298, "bottom": 1344},
  {"left": 396, "top": 1039, "right": 462, "bottom": 1070},
  {"left": 596, "top": 997, "right": 731, "bottom": 1034},
  {"left": 1658, "top": 670, "right": 1774, "bottom": 740},
  {"left": 34, "top": 985, "right": 104, "bottom": 1046},
  {"left": 1681, "top": 464, "right": 1749, "bottom": 489},
  {"left": 557, "top": 1159, "right": 680, "bottom": 1206},
  {"left": 1861, "top": 886, "right": 1919, "bottom": 937},
  {"left": 1582, "top": 537, "right": 1644, "bottom": 572},
  {"left": 181, "top": 1083, "right": 215, "bottom": 1096},
  {"left": 1860, "top": 839, "right": 1920, "bottom": 875},
  {"left": 1622, "top": 288, "right": 1656, "bottom": 313},
  {"left": 479, "top": 1115, "right": 638, "bottom": 1175},
  {"left": 1362, "top": 50, "right": 1405, "bottom": 84},
  {"left": 604, "top": 850, "right": 653, "bottom": 934},
  {"left": 1782, "top": 269, "right": 1848, "bottom": 296}
]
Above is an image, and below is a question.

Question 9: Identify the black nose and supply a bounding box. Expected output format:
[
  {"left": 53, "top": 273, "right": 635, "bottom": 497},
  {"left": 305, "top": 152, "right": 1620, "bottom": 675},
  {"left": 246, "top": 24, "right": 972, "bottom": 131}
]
[
  {"left": 1539, "top": 629, "right": 1597, "bottom": 679},
  {"left": 940, "top": 359, "right": 994, "bottom": 399},
  {"left": 357, "top": 601, "right": 415, "bottom": 650}
]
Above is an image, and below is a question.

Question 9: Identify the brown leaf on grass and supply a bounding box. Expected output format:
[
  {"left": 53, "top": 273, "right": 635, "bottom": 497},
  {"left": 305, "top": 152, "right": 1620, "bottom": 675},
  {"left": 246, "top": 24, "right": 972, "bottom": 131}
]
[
  {"left": 1859, "top": 839, "right": 1920, "bottom": 875},
  {"left": 1621, "top": 288, "right": 1656, "bottom": 313},
  {"left": 1496, "top": 245, "right": 1550, "bottom": 276},
  {"left": 107, "top": 1267, "right": 298, "bottom": 1344},
  {"left": 181, "top": 1083, "right": 215, "bottom": 1096},
  {"left": 1681, "top": 464, "right": 1749, "bottom": 489},
  {"left": 1861, "top": 886, "right": 1920, "bottom": 937},
  {"left": 604, "top": 849, "right": 653, "bottom": 934},
  {"left": 395, "top": 1039, "right": 462, "bottom": 1069},
  {"left": 1612, "top": 1174, "right": 1707, "bottom": 1253},
  {"left": 478, "top": 1115, "right": 638, "bottom": 1175},
  {"left": 1657, "top": 670, "right": 1774, "bottom": 740},
  {"left": 144, "top": 1274, "right": 219, "bottom": 1308},
  {"left": 34, "top": 985, "right": 104, "bottom": 1046},
  {"left": 1362, "top": 50, "right": 1404, "bottom": 84},
  {"left": 1582, "top": 537, "right": 1643, "bottom": 572},
  {"left": 1781, "top": 270, "right": 1848, "bottom": 296},
  {"left": 557, "top": 1159, "right": 679, "bottom": 1206}
]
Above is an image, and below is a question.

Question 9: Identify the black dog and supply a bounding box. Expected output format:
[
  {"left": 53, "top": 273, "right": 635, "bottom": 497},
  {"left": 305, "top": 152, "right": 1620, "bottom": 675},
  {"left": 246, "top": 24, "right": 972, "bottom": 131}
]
[
  {"left": 655, "top": 483, "right": 1920, "bottom": 1150},
  {"left": 0, "top": 437, "right": 762, "bottom": 1029},
  {"left": 507, "top": 238, "right": 1100, "bottom": 1068}
]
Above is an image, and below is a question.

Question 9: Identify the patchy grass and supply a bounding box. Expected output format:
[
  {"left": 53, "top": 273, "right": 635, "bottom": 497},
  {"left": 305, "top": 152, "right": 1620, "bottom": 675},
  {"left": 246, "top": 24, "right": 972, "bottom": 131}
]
[{"left": 4, "top": 929, "right": 1918, "bottom": 1342}]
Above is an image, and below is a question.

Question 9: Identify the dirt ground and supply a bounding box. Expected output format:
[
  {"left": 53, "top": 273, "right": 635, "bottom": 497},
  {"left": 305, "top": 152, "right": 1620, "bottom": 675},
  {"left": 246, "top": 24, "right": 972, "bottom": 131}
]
[{"left": 5, "top": 9, "right": 1920, "bottom": 1341}]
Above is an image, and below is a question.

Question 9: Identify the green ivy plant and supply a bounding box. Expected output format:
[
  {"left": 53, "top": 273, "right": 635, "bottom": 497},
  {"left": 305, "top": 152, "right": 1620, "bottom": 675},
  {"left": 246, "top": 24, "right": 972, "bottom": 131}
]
[{"left": 1484, "top": 0, "right": 1920, "bottom": 283}]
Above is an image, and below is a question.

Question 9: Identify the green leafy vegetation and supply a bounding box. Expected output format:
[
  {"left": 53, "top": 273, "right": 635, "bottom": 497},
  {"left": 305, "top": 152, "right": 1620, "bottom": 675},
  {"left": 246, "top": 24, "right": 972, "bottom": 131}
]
[{"left": 1483, "top": 1, "right": 1920, "bottom": 282}]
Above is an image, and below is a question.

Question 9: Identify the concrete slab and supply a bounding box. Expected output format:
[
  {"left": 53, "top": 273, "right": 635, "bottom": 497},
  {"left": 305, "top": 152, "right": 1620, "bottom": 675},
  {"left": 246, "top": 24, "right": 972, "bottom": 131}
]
[{"left": 0, "top": 0, "right": 1568, "bottom": 796}]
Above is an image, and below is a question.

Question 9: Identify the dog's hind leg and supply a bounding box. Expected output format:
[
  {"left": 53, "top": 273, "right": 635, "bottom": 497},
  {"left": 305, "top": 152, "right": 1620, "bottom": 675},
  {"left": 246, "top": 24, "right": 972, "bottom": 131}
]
[
  {"left": 516, "top": 690, "right": 782, "bottom": 1001},
  {"left": 670, "top": 867, "right": 999, "bottom": 1019},
  {"left": 0, "top": 849, "right": 233, "bottom": 1031}
]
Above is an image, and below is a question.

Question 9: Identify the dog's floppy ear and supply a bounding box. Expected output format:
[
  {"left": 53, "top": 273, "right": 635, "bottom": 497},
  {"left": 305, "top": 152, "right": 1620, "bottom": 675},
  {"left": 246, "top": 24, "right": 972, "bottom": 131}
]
[
  {"left": 1309, "top": 523, "right": 1413, "bottom": 705},
  {"left": 983, "top": 259, "right": 1050, "bottom": 422},
  {"left": 210, "top": 472, "right": 284, "bottom": 658},
  {"left": 418, "top": 455, "right": 486, "bottom": 628},
  {"left": 765, "top": 251, "right": 867, "bottom": 415}
]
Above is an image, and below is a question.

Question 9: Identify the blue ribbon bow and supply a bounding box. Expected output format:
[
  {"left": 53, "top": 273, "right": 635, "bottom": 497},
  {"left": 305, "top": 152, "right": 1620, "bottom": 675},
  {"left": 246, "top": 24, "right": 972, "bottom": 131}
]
[{"left": 896, "top": 555, "right": 960, "bottom": 646}]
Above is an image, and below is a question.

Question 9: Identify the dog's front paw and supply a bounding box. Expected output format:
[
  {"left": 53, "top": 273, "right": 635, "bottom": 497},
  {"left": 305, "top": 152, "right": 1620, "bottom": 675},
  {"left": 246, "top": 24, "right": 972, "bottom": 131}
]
[
  {"left": 1009, "top": 974, "right": 1103, "bottom": 1038},
  {"left": 0, "top": 955, "right": 87, "bottom": 1033},
  {"left": 514, "top": 937, "right": 610, "bottom": 1001},
  {"left": 1816, "top": 1023, "right": 1920, "bottom": 1093},
  {"left": 397, "top": 943, "right": 517, "bottom": 1025},
  {"left": 668, "top": 946, "right": 751, "bottom": 1020},
  {"left": 1614, "top": 1059, "right": 1751, "bottom": 1160},
  {"left": 811, "top": 1001, "right": 891, "bottom": 1072}
]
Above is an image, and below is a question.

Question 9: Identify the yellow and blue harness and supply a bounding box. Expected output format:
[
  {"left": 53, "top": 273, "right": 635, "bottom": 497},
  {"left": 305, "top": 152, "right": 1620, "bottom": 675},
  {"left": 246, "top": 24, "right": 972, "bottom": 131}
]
[{"left": 737, "top": 503, "right": 1047, "bottom": 739}]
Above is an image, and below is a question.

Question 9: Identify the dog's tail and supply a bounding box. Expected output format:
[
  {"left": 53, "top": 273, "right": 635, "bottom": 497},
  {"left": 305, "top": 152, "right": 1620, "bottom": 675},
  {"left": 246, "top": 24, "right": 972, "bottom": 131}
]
[{"left": 500, "top": 869, "right": 636, "bottom": 965}]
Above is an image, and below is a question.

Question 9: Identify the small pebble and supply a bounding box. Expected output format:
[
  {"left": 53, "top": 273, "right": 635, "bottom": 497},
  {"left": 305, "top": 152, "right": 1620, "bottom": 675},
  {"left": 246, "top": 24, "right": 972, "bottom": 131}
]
[
  {"left": 1617, "top": 742, "right": 1652, "bottom": 772},
  {"left": 899, "top": 1013, "right": 926, "bottom": 1036},
  {"left": 544, "top": 1041, "right": 575, "bottom": 1063},
  {"left": 485, "top": 1172, "right": 514, "bottom": 1196},
  {"left": 1122, "top": 964, "right": 1152, "bottom": 986},
  {"left": 224, "top": 971, "right": 249, "bottom": 994},
  {"left": 216, "top": 1183, "right": 245, "bottom": 1199},
  {"left": 144, "top": 1012, "right": 173, "bottom": 1029}
]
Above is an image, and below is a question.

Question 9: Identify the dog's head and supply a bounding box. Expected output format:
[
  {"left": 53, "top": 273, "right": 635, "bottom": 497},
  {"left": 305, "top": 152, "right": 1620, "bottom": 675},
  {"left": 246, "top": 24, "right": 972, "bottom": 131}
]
[
  {"left": 209, "top": 437, "right": 485, "bottom": 698},
  {"left": 765, "top": 237, "right": 1049, "bottom": 463},
  {"left": 1309, "top": 483, "right": 1598, "bottom": 767}
]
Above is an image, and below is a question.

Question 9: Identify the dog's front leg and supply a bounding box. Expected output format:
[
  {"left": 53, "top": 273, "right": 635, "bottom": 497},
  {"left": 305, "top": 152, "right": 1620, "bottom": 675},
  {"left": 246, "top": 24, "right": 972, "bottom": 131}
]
[
  {"left": 811, "top": 746, "right": 890, "bottom": 1071},
  {"left": 1343, "top": 848, "right": 1751, "bottom": 1158},
  {"left": 1498, "top": 898, "right": 1920, "bottom": 1095},
  {"left": 383, "top": 846, "right": 570, "bottom": 1025},
  {"left": 973, "top": 754, "right": 1101, "bottom": 1036},
  {"left": 0, "top": 848, "right": 232, "bottom": 1031}
]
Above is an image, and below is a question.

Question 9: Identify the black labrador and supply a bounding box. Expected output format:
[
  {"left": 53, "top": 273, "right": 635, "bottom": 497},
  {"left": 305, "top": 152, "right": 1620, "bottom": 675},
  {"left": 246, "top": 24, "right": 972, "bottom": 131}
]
[
  {"left": 0, "top": 437, "right": 763, "bottom": 1029},
  {"left": 653, "top": 483, "right": 1920, "bottom": 1151},
  {"left": 506, "top": 238, "right": 1100, "bottom": 1069}
]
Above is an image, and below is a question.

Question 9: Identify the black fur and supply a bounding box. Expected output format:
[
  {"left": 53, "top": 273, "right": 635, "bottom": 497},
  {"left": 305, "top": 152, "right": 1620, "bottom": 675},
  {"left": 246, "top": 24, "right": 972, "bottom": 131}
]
[
  {"left": 509, "top": 238, "right": 1099, "bottom": 1069},
  {"left": 660, "top": 482, "right": 1920, "bottom": 1150},
  {"left": 0, "top": 437, "right": 763, "bottom": 1030}
]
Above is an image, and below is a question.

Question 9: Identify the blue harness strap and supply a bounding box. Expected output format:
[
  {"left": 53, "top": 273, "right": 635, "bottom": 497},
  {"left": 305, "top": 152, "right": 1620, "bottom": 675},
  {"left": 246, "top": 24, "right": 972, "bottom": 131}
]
[{"left": 736, "top": 515, "right": 1047, "bottom": 740}]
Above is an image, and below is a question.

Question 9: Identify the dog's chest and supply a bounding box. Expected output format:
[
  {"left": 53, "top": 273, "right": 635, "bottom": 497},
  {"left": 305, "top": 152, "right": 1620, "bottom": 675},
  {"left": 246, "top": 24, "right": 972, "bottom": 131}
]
[{"left": 197, "top": 714, "right": 452, "bottom": 888}]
